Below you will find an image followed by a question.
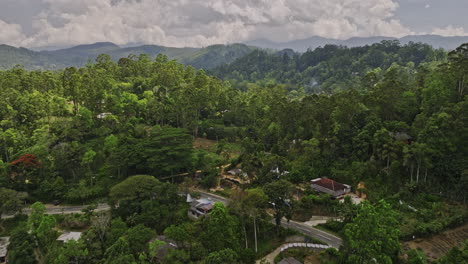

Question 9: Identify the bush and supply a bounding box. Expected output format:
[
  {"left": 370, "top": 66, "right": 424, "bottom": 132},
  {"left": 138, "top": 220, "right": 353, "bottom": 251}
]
[
  {"left": 424, "top": 194, "right": 441, "bottom": 203},
  {"left": 0, "top": 214, "right": 27, "bottom": 236},
  {"left": 201, "top": 174, "right": 218, "bottom": 189},
  {"left": 274, "top": 248, "right": 312, "bottom": 264},
  {"left": 321, "top": 220, "right": 346, "bottom": 233},
  {"left": 56, "top": 213, "right": 90, "bottom": 230},
  {"left": 407, "top": 249, "right": 428, "bottom": 264}
]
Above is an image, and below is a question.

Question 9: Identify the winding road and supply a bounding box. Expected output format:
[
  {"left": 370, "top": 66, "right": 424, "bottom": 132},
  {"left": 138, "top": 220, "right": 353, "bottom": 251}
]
[
  {"left": 2, "top": 191, "right": 342, "bottom": 249},
  {"left": 2, "top": 203, "right": 110, "bottom": 219},
  {"left": 196, "top": 190, "right": 343, "bottom": 249}
]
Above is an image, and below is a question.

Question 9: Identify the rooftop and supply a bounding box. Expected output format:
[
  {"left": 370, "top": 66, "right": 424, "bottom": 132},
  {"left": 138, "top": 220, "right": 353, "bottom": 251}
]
[
  {"left": 0, "top": 237, "right": 10, "bottom": 258},
  {"left": 57, "top": 232, "right": 82, "bottom": 243},
  {"left": 227, "top": 168, "right": 243, "bottom": 175},
  {"left": 389, "top": 131, "right": 412, "bottom": 141},
  {"left": 192, "top": 198, "right": 214, "bottom": 212},
  {"left": 151, "top": 235, "right": 178, "bottom": 259},
  {"left": 311, "top": 177, "right": 349, "bottom": 191}
]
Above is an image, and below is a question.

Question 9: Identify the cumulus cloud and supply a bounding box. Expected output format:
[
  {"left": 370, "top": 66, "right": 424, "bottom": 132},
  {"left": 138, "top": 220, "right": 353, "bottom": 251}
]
[
  {"left": 0, "top": 19, "right": 27, "bottom": 46},
  {"left": 7, "top": 0, "right": 415, "bottom": 48},
  {"left": 432, "top": 25, "right": 468, "bottom": 37}
]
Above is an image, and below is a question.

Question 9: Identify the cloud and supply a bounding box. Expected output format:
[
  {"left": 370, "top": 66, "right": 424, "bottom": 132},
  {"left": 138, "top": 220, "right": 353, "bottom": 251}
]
[
  {"left": 425, "top": 4, "right": 430, "bottom": 8},
  {"left": 7, "top": 0, "right": 414, "bottom": 48},
  {"left": 0, "top": 19, "right": 27, "bottom": 46},
  {"left": 432, "top": 25, "right": 468, "bottom": 37}
]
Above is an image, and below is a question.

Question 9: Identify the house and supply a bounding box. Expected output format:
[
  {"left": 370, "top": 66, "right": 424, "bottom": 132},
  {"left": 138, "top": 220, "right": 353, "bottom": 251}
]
[
  {"left": 310, "top": 177, "right": 351, "bottom": 198},
  {"left": 187, "top": 195, "right": 214, "bottom": 220},
  {"left": 0, "top": 237, "right": 10, "bottom": 264},
  {"left": 227, "top": 168, "right": 248, "bottom": 178},
  {"left": 96, "top": 112, "right": 112, "bottom": 119},
  {"left": 57, "top": 232, "right": 82, "bottom": 244},
  {"left": 389, "top": 131, "right": 412, "bottom": 144},
  {"left": 151, "top": 235, "right": 178, "bottom": 261},
  {"left": 270, "top": 167, "right": 290, "bottom": 177}
]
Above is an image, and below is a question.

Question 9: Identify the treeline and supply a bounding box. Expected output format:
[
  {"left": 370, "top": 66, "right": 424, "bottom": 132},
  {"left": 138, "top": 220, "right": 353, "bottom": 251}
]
[
  {"left": 0, "top": 43, "right": 467, "bottom": 203},
  {"left": 212, "top": 43, "right": 467, "bottom": 202},
  {"left": 0, "top": 53, "right": 239, "bottom": 202},
  {"left": 211, "top": 41, "right": 447, "bottom": 93},
  {"left": 0, "top": 42, "right": 466, "bottom": 263}
]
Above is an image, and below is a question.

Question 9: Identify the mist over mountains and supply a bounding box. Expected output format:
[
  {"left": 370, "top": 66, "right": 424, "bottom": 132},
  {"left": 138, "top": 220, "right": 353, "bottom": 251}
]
[{"left": 1, "top": 34, "right": 467, "bottom": 70}]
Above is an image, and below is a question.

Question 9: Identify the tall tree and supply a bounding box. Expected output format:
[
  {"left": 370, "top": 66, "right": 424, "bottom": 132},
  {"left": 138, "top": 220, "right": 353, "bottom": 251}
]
[
  {"left": 0, "top": 187, "right": 25, "bottom": 219},
  {"left": 344, "top": 200, "right": 400, "bottom": 264},
  {"left": 263, "top": 179, "right": 294, "bottom": 227}
]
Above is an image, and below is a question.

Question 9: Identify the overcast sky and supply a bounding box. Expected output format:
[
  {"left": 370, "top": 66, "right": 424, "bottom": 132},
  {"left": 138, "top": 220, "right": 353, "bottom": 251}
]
[{"left": 0, "top": 0, "right": 467, "bottom": 48}]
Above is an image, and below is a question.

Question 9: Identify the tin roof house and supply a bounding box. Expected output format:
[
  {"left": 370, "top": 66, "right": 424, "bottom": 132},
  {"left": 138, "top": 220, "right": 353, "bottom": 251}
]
[
  {"left": 57, "top": 232, "right": 82, "bottom": 244},
  {"left": 0, "top": 237, "right": 10, "bottom": 264},
  {"left": 187, "top": 194, "right": 214, "bottom": 220},
  {"left": 310, "top": 177, "right": 351, "bottom": 198}
]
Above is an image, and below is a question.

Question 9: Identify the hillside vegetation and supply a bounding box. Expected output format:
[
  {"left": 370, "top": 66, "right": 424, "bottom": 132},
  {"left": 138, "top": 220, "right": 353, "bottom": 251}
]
[
  {"left": 0, "top": 43, "right": 466, "bottom": 263},
  {"left": 246, "top": 34, "right": 468, "bottom": 52},
  {"left": 211, "top": 41, "right": 447, "bottom": 93}
]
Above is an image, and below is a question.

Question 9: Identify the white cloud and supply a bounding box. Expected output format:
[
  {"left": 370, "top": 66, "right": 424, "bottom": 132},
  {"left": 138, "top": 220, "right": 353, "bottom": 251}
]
[
  {"left": 425, "top": 4, "right": 430, "bottom": 8},
  {"left": 432, "top": 25, "right": 468, "bottom": 37},
  {"left": 7, "top": 0, "right": 414, "bottom": 48},
  {"left": 0, "top": 19, "right": 27, "bottom": 46}
]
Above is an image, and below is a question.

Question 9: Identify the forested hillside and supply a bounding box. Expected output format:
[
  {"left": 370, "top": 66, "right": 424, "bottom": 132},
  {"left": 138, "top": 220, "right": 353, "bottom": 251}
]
[
  {"left": 212, "top": 41, "right": 446, "bottom": 93},
  {"left": 0, "top": 43, "right": 467, "bottom": 263},
  {"left": 0, "top": 42, "right": 256, "bottom": 70},
  {"left": 245, "top": 34, "right": 468, "bottom": 52}
]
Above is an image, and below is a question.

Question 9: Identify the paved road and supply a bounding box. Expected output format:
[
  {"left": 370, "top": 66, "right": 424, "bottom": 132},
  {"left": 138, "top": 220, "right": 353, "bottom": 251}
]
[
  {"left": 197, "top": 191, "right": 230, "bottom": 205},
  {"left": 2, "top": 203, "right": 110, "bottom": 219},
  {"left": 196, "top": 190, "right": 343, "bottom": 249},
  {"left": 4, "top": 192, "right": 342, "bottom": 249},
  {"left": 280, "top": 219, "right": 342, "bottom": 249}
]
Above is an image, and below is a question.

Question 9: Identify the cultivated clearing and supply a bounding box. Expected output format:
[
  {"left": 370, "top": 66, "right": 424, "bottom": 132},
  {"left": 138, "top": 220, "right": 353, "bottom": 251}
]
[{"left": 404, "top": 223, "right": 468, "bottom": 261}]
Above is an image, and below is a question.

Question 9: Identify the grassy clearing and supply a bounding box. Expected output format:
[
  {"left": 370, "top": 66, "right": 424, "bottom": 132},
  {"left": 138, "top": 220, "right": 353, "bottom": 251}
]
[{"left": 193, "top": 137, "right": 217, "bottom": 151}]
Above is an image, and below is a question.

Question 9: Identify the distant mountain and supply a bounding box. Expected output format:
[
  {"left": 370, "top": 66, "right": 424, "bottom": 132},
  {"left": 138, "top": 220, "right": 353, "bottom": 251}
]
[
  {"left": 176, "top": 44, "right": 257, "bottom": 69},
  {"left": 246, "top": 35, "right": 468, "bottom": 52},
  {"left": 3, "top": 35, "right": 466, "bottom": 70},
  {"left": 0, "top": 44, "right": 64, "bottom": 69},
  {"left": 0, "top": 42, "right": 256, "bottom": 70},
  {"left": 399, "top": 35, "right": 468, "bottom": 50},
  {"left": 246, "top": 37, "right": 337, "bottom": 52}
]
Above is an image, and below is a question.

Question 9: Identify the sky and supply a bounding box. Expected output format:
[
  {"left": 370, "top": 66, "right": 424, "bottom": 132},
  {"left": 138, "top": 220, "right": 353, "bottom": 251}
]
[{"left": 0, "top": 0, "right": 467, "bottom": 48}]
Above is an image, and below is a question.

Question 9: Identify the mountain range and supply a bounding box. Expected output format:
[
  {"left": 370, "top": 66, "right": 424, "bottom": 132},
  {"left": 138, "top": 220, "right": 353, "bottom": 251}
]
[
  {"left": 0, "top": 42, "right": 256, "bottom": 70},
  {"left": 245, "top": 34, "right": 468, "bottom": 52},
  {"left": 1, "top": 34, "right": 467, "bottom": 70}
]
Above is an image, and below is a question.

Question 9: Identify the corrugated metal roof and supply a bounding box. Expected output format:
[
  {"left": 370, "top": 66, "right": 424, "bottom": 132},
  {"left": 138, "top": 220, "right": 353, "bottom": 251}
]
[
  {"left": 57, "top": 232, "right": 82, "bottom": 243},
  {"left": 311, "top": 177, "right": 349, "bottom": 191},
  {"left": 0, "top": 237, "right": 10, "bottom": 258}
]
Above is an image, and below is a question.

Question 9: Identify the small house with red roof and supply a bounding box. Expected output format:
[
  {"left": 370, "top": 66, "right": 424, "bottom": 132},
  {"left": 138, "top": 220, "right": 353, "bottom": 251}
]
[{"left": 310, "top": 177, "right": 351, "bottom": 197}]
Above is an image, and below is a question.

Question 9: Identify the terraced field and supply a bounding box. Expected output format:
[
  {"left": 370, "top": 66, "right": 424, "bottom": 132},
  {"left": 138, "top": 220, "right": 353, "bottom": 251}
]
[{"left": 404, "top": 223, "right": 468, "bottom": 261}]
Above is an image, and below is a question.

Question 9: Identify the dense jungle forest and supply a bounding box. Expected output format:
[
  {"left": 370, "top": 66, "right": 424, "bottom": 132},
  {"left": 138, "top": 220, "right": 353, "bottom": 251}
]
[{"left": 0, "top": 41, "right": 466, "bottom": 264}]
